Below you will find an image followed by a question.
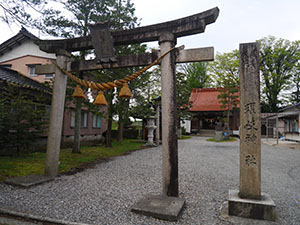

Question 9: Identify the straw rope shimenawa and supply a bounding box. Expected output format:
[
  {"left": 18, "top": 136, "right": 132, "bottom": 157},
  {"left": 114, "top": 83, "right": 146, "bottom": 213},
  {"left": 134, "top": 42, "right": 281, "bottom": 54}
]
[{"left": 52, "top": 45, "right": 184, "bottom": 91}]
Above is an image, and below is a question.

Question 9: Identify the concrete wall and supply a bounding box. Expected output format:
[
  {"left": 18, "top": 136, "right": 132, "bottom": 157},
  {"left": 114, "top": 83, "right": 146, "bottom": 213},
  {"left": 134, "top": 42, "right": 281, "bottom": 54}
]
[
  {"left": 62, "top": 107, "right": 107, "bottom": 142},
  {"left": 0, "top": 39, "right": 56, "bottom": 62},
  {"left": 285, "top": 132, "right": 300, "bottom": 141},
  {"left": 0, "top": 55, "right": 54, "bottom": 83}
]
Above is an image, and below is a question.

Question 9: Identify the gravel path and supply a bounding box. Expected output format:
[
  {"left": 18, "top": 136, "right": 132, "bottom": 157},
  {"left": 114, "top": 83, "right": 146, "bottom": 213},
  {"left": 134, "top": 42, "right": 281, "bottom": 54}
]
[{"left": 0, "top": 137, "right": 299, "bottom": 225}]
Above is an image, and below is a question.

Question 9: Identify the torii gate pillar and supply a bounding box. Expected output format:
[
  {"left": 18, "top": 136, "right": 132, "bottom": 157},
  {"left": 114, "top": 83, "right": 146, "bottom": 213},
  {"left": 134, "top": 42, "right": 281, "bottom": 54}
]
[
  {"left": 45, "top": 50, "right": 70, "bottom": 178},
  {"left": 131, "top": 33, "right": 185, "bottom": 221},
  {"left": 159, "top": 33, "right": 179, "bottom": 197}
]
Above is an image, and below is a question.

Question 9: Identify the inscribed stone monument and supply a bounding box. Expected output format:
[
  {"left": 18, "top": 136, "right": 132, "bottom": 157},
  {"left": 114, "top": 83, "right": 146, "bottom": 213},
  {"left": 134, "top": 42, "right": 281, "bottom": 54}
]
[{"left": 228, "top": 42, "right": 276, "bottom": 221}]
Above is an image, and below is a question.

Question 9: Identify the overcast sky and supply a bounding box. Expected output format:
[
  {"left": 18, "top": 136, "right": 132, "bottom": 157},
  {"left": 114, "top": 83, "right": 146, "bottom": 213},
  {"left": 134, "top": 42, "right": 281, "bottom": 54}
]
[
  {"left": 131, "top": 0, "right": 300, "bottom": 53},
  {"left": 1, "top": 0, "right": 299, "bottom": 54}
]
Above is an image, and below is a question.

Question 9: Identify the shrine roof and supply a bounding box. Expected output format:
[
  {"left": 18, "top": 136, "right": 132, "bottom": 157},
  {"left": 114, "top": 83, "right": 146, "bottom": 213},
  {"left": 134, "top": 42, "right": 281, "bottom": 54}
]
[{"left": 189, "top": 88, "right": 240, "bottom": 112}]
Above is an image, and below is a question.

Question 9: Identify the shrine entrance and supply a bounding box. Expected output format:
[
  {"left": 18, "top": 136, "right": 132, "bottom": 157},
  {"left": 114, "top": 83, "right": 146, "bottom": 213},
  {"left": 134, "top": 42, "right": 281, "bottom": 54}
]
[
  {"left": 35, "top": 6, "right": 275, "bottom": 222},
  {"left": 35, "top": 7, "right": 218, "bottom": 220}
]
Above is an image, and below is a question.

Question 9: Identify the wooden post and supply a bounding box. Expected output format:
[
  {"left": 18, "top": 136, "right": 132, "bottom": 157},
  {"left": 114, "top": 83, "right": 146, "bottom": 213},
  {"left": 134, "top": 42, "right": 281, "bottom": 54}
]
[
  {"left": 159, "top": 32, "right": 178, "bottom": 197},
  {"left": 239, "top": 42, "right": 261, "bottom": 199},
  {"left": 45, "top": 50, "right": 70, "bottom": 178},
  {"left": 266, "top": 118, "right": 269, "bottom": 141},
  {"left": 276, "top": 114, "right": 279, "bottom": 145},
  {"left": 298, "top": 114, "right": 300, "bottom": 133}
]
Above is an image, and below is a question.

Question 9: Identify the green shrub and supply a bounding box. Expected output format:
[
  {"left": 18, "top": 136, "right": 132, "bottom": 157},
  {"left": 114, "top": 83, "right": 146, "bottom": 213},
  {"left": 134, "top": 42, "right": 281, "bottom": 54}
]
[{"left": 0, "top": 85, "right": 48, "bottom": 155}]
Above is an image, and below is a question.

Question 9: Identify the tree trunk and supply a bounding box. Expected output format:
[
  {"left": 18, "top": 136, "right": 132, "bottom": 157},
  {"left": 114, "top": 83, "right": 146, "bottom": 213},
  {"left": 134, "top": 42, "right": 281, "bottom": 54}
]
[
  {"left": 106, "top": 118, "right": 112, "bottom": 147},
  {"left": 72, "top": 64, "right": 85, "bottom": 153},
  {"left": 105, "top": 92, "right": 113, "bottom": 148},
  {"left": 72, "top": 98, "right": 81, "bottom": 153},
  {"left": 177, "top": 115, "right": 182, "bottom": 139},
  {"left": 117, "top": 120, "right": 124, "bottom": 143},
  {"left": 227, "top": 102, "right": 230, "bottom": 135},
  {"left": 296, "top": 83, "right": 300, "bottom": 103},
  {"left": 117, "top": 98, "right": 129, "bottom": 142}
]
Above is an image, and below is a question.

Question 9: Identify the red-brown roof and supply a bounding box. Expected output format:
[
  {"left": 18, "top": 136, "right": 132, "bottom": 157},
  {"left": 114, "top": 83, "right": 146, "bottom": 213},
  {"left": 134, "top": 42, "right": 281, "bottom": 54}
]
[{"left": 189, "top": 88, "right": 240, "bottom": 112}]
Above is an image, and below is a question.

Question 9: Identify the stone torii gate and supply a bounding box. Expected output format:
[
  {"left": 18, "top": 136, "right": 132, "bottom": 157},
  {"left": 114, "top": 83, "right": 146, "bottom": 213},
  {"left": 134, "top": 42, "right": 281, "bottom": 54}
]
[{"left": 36, "top": 7, "right": 219, "bottom": 220}]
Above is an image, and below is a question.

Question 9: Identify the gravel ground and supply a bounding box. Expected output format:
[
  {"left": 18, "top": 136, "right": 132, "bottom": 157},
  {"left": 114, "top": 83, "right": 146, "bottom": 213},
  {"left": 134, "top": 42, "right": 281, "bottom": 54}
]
[{"left": 0, "top": 136, "right": 299, "bottom": 225}]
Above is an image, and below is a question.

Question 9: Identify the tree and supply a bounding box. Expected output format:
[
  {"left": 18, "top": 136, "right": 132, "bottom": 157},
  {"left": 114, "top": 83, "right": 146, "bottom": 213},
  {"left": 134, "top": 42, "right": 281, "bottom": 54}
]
[
  {"left": 209, "top": 50, "right": 239, "bottom": 86},
  {"left": 172, "top": 62, "right": 211, "bottom": 136},
  {"left": 258, "top": 36, "right": 300, "bottom": 112},
  {"left": 217, "top": 79, "right": 239, "bottom": 135},
  {"left": 175, "top": 71, "right": 191, "bottom": 130},
  {"left": 180, "top": 62, "right": 212, "bottom": 91},
  {"left": 0, "top": 0, "right": 46, "bottom": 28},
  {"left": 289, "top": 62, "right": 300, "bottom": 105},
  {"left": 128, "top": 67, "right": 160, "bottom": 140},
  {"left": 209, "top": 50, "right": 240, "bottom": 134},
  {"left": 38, "top": 0, "right": 138, "bottom": 38},
  {"left": 0, "top": 84, "right": 47, "bottom": 154}
]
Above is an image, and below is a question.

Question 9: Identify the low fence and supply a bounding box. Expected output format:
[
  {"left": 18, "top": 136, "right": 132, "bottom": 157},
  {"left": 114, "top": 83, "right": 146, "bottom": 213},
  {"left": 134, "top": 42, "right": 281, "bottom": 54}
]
[{"left": 285, "top": 132, "right": 300, "bottom": 142}]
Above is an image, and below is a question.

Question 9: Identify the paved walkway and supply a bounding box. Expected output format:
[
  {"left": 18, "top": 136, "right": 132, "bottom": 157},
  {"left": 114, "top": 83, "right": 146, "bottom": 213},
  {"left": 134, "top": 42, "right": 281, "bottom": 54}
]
[
  {"left": 262, "top": 138, "right": 300, "bottom": 150},
  {"left": 0, "top": 137, "right": 299, "bottom": 225}
]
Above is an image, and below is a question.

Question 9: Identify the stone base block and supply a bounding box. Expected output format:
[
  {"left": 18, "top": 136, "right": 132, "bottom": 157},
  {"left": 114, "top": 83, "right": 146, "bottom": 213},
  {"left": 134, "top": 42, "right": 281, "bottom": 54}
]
[
  {"left": 131, "top": 194, "right": 185, "bottom": 221},
  {"left": 143, "top": 143, "right": 157, "bottom": 147},
  {"left": 215, "top": 131, "right": 223, "bottom": 141},
  {"left": 5, "top": 175, "right": 53, "bottom": 188},
  {"left": 228, "top": 190, "right": 277, "bottom": 221}
]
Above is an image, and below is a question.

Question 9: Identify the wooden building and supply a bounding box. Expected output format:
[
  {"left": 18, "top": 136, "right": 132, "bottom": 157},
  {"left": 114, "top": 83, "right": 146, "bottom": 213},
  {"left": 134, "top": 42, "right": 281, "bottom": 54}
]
[{"left": 189, "top": 88, "right": 240, "bottom": 134}]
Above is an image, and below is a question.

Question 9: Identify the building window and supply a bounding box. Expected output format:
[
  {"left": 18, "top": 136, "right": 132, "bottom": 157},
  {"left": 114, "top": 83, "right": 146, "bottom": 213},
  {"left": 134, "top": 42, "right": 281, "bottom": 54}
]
[
  {"left": 0, "top": 64, "right": 11, "bottom": 69},
  {"left": 44, "top": 74, "right": 54, "bottom": 79},
  {"left": 28, "top": 65, "right": 37, "bottom": 76},
  {"left": 70, "top": 110, "right": 89, "bottom": 128},
  {"left": 70, "top": 111, "right": 75, "bottom": 127},
  {"left": 292, "top": 119, "right": 298, "bottom": 132},
  {"left": 45, "top": 105, "right": 51, "bottom": 119},
  {"left": 92, "top": 114, "right": 101, "bottom": 128},
  {"left": 81, "top": 111, "right": 88, "bottom": 128}
]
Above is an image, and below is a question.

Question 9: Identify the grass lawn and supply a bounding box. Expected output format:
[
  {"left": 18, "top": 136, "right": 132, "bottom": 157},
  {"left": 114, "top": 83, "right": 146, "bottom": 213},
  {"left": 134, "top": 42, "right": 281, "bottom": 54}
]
[
  {"left": 0, "top": 139, "right": 144, "bottom": 182},
  {"left": 180, "top": 135, "right": 192, "bottom": 140},
  {"left": 206, "top": 137, "right": 238, "bottom": 142}
]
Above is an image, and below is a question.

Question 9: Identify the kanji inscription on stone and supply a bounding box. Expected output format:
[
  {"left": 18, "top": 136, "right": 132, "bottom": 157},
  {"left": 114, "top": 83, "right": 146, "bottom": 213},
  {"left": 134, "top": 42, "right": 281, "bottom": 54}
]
[{"left": 245, "top": 154, "right": 257, "bottom": 166}]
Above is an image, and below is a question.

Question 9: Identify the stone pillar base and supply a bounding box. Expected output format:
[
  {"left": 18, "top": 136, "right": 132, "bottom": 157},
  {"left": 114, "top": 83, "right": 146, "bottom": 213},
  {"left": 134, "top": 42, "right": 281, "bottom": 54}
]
[
  {"left": 131, "top": 194, "right": 185, "bottom": 221},
  {"left": 5, "top": 175, "right": 53, "bottom": 188},
  {"left": 228, "top": 190, "right": 277, "bottom": 221},
  {"left": 143, "top": 143, "right": 157, "bottom": 147}
]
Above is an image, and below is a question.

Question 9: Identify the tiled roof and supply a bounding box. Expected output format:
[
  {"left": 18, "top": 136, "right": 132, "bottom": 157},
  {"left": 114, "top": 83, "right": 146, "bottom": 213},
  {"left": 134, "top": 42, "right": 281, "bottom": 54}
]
[
  {"left": 189, "top": 88, "right": 240, "bottom": 112},
  {"left": 0, "top": 67, "right": 51, "bottom": 93},
  {"left": 279, "top": 102, "right": 300, "bottom": 112},
  {"left": 0, "top": 27, "right": 39, "bottom": 56}
]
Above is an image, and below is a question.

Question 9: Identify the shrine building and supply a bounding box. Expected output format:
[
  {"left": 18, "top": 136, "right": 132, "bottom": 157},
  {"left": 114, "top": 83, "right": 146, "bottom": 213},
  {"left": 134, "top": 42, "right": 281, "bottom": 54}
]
[{"left": 189, "top": 88, "right": 240, "bottom": 135}]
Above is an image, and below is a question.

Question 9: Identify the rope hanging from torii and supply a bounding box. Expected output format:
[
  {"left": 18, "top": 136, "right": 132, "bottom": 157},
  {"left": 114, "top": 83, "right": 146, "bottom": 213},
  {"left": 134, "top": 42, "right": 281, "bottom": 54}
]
[{"left": 53, "top": 45, "right": 184, "bottom": 106}]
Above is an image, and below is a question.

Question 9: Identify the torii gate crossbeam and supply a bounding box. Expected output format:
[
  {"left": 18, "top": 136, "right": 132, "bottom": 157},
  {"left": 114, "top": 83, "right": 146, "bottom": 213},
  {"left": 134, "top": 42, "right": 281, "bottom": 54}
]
[{"left": 36, "top": 7, "right": 219, "bottom": 53}]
